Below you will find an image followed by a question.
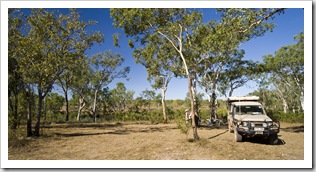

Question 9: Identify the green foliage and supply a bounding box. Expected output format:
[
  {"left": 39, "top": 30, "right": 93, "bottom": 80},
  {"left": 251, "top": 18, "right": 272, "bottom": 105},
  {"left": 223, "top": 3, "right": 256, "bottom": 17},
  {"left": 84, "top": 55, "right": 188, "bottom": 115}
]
[
  {"left": 111, "top": 8, "right": 285, "bottom": 140},
  {"left": 108, "top": 82, "right": 135, "bottom": 111},
  {"left": 45, "top": 93, "right": 64, "bottom": 114},
  {"left": 198, "top": 109, "right": 210, "bottom": 121},
  {"left": 148, "top": 111, "right": 163, "bottom": 124},
  {"left": 171, "top": 99, "right": 185, "bottom": 108},
  {"left": 249, "top": 32, "right": 304, "bottom": 114},
  {"left": 112, "top": 33, "right": 120, "bottom": 47},
  {"left": 216, "top": 108, "right": 228, "bottom": 120},
  {"left": 45, "top": 112, "right": 65, "bottom": 124},
  {"left": 262, "top": 32, "right": 304, "bottom": 112},
  {"left": 89, "top": 51, "right": 130, "bottom": 122},
  {"left": 9, "top": 8, "right": 105, "bottom": 136},
  {"left": 140, "top": 89, "right": 156, "bottom": 110},
  {"left": 173, "top": 109, "right": 190, "bottom": 138},
  {"left": 267, "top": 110, "right": 304, "bottom": 123}
]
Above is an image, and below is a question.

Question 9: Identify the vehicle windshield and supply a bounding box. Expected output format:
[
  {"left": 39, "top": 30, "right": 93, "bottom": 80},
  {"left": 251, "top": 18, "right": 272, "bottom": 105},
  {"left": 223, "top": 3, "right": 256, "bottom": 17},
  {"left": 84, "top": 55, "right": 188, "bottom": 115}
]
[{"left": 235, "top": 105, "right": 264, "bottom": 115}]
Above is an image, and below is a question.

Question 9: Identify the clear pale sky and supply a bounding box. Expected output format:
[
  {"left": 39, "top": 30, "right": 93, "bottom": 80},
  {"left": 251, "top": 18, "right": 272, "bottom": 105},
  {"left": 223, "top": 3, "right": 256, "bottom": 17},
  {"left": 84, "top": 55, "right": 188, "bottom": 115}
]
[{"left": 19, "top": 7, "right": 304, "bottom": 100}]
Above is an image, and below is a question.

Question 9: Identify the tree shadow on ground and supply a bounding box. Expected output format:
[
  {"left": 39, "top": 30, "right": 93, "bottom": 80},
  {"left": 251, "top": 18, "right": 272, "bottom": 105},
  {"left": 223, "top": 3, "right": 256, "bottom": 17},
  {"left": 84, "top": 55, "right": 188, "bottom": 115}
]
[
  {"left": 198, "top": 124, "right": 228, "bottom": 130},
  {"left": 53, "top": 130, "right": 129, "bottom": 137},
  {"left": 207, "top": 130, "right": 228, "bottom": 140},
  {"left": 281, "top": 125, "right": 304, "bottom": 133},
  {"left": 50, "top": 125, "right": 177, "bottom": 138},
  {"left": 42, "top": 122, "right": 124, "bottom": 129}
]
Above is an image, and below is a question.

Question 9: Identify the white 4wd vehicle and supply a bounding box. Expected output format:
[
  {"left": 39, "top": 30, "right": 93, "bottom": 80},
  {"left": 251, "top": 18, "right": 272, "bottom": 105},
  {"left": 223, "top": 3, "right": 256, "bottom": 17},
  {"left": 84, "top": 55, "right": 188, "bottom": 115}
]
[{"left": 227, "top": 96, "right": 280, "bottom": 144}]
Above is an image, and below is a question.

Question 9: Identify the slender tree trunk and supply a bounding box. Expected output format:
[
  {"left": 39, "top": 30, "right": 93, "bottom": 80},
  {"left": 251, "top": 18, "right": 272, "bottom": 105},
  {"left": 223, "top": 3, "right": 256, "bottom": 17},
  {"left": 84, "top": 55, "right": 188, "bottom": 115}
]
[
  {"left": 161, "top": 88, "right": 167, "bottom": 123},
  {"left": 192, "top": 78, "right": 198, "bottom": 117},
  {"left": 210, "top": 65, "right": 222, "bottom": 119},
  {"left": 34, "top": 90, "right": 43, "bottom": 137},
  {"left": 210, "top": 82, "right": 217, "bottom": 120},
  {"left": 43, "top": 97, "right": 47, "bottom": 124},
  {"left": 275, "top": 85, "right": 288, "bottom": 113},
  {"left": 188, "top": 76, "right": 199, "bottom": 140},
  {"left": 93, "top": 89, "right": 98, "bottom": 122},
  {"left": 65, "top": 91, "right": 69, "bottom": 122},
  {"left": 77, "top": 97, "right": 85, "bottom": 121},
  {"left": 26, "top": 85, "right": 33, "bottom": 137},
  {"left": 11, "top": 91, "right": 18, "bottom": 130},
  {"left": 282, "top": 99, "right": 288, "bottom": 114},
  {"left": 27, "top": 101, "right": 33, "bottom": 137},
  {"left": 300, "top": 91, "right": 304, "bottom": 111}
]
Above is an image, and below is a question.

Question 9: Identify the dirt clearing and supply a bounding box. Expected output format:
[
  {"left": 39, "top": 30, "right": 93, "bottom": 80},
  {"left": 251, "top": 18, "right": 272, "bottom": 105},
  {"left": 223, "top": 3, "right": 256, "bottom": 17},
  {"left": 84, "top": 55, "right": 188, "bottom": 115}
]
[{"left": 8, "top": 122, "right": 304, "bottom": 160}]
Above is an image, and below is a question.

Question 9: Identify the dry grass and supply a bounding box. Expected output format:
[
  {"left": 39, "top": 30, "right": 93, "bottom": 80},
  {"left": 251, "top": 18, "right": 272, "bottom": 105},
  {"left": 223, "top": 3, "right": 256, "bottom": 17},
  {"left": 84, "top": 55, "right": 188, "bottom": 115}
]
[{"left": 8, "top": 122, "right": 304, "bottom": 160}]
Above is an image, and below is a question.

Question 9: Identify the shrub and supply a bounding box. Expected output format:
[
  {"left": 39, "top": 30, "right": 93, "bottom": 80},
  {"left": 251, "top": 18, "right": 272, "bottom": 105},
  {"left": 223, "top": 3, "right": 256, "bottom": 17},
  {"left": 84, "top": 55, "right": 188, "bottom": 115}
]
[
  {"left": 173, "top": 110, "right": 190, "bottom": 138},
  {"left": 165, "top": 106, "right": 175, "bottom": 121},
  {"left": 216, "top": 108, "right": 228, "bottom": 121},
  {"left": 199, "top": 109, "right": 209, "bottom": 120},
  {"left": 149, "top": 110, "right": 163, "bottom": 124},
  {"left": 267, "top": 110, "right": 304, "bottom": 123}
]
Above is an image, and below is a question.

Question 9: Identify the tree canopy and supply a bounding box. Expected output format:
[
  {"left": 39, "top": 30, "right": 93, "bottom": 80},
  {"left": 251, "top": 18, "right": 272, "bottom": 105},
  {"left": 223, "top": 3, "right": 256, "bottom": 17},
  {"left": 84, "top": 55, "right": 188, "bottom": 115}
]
[{"left": 110, "top": 8, "right": 286, "bottom": 140}]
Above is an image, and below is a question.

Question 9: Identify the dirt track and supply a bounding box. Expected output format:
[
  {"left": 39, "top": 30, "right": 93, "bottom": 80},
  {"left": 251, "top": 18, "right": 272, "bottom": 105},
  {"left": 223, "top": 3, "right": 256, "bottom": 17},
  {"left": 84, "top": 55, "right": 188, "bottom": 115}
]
[{"left": 8, "top": 122, "right": 304, "bottom": 160}]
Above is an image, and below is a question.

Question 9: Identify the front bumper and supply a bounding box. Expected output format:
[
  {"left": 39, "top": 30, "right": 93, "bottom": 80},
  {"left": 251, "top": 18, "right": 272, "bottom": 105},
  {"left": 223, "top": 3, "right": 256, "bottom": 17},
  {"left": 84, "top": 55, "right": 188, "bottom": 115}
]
[{"left": 237, "top": 127, "right": 279, "bottom": 137}]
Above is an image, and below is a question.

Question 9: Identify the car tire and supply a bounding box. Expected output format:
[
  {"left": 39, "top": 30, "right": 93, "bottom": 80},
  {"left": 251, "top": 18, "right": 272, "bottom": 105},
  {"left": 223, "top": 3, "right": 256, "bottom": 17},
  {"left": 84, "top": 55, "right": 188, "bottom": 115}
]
[
  {"left": 234, "top": 128, "right": 242, "bottom": 142},
  {"left": 268, "top": 134, "right": 279, "bottom": 145},
  {"left": 228, "top": 122, "right": 233, "bottom": 133}
]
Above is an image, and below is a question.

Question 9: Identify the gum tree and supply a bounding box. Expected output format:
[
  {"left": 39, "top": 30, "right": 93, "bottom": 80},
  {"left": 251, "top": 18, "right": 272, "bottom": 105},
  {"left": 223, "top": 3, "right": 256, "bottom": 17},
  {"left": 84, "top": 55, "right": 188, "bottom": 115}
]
[
  {"left": 195, "top": 8, "right": 285, "bottom": 118},
  {"left": 70, "top": 60, "right": 92, "bottom": 121},
  {"left": 110, "top": 8, "right": 285, "bottom": 140},
  {"left": 111, "top": 8, "right": 203, "bottom": 140},
  {"left": 89, "top": 51, "right": 130, "bottom": 122},
  {"left": 133, "top": 42, "right": 181, "bottom": 123},
  {"left": 9, "top": 9, "right": 26, "bottom": 130},
  {"left": 263, "top": 32, "right": 304, "bottom": 112},
  {"left": 15, "top": 9, "right": 103, "bottom": 136}
]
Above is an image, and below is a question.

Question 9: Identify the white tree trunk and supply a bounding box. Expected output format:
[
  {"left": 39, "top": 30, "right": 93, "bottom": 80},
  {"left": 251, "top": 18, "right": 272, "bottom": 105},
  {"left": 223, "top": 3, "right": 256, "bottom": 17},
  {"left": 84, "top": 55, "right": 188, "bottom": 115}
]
[
  {"left": 77, "top": 97, "right": 85, "bottom": 121},
  {"left": 300, "top": 91, "right": 304, "bottom": 111},
  {"left": 161, "top": 88, "right": 167, "bottom": 123},
  {"left": 93, "top": 89, "right": 98, "bottom": 122},
  {"left": 282, "top": 98, "right": 288, "bottom": 114}
]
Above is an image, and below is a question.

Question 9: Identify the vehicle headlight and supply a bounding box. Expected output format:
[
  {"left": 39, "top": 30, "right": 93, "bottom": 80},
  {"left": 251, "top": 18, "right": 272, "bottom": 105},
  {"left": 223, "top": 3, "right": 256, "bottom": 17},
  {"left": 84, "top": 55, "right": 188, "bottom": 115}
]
[
  {"left": 263, "top": 123, "right": 268, "bottom": 128},
  {"left": 268, "top": 122, "right": 272, "bottom": 127},
  {"left": 242, "top": 122, "right": 248, "bottom": 127},
  {"left": 250, "top": 123, "right": 255, "bottom": 128}
]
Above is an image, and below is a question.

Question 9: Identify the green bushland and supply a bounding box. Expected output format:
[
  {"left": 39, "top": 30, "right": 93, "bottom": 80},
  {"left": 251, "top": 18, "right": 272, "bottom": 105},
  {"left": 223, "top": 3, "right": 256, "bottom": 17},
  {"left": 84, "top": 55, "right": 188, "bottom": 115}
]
[
  {"left": 216, "top": 108, "right": 228, "bottom": 122},
  {"left": 109, "top": 107, "right": 176, "bottom": 124},
  {"left": 173, "top": 109, "right": 190, "bottom": 138},
  {"left": 267, "top": 110, "right": 304, "bottom": 123}
]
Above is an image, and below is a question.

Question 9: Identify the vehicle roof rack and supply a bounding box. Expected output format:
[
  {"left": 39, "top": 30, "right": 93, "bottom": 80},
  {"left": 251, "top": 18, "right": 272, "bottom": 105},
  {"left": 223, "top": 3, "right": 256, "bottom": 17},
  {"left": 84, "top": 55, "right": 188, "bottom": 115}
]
[{"left": 227, "top": 96, "right": 260, "bottom": 103}]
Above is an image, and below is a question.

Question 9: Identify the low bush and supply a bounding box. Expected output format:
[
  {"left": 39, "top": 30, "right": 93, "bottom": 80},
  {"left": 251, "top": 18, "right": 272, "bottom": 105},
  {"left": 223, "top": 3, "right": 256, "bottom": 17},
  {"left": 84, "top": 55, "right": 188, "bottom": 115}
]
[
  {"left": 173, "top": 109, "right": 190, "bottom": 138},
  {"left": 216, "top": 108, "right": 228, "bottom": 122},
  {"left": 267, "top": 110, "right": 304, "bottom": 123}
]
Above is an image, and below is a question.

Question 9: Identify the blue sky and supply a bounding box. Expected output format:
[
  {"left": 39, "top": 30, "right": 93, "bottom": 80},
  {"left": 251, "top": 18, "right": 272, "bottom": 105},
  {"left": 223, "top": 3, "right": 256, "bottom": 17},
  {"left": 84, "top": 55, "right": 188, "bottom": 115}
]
[
  {"left": 86, "top": 8, "right": 304, "bottom": 100},
  {"left": 21, "top": 8, "right": 304, "bottom": 100}
]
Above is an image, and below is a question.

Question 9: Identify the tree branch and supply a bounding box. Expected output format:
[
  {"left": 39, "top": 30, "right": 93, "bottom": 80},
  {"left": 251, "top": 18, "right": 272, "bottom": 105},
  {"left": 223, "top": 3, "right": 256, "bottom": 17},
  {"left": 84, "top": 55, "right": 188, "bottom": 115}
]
[
  {"left": 239, "top": 8, "right": 285, "bottom": 33},
  {"left": 157, "top": 30, "right": 180, "bottom": 53}
]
